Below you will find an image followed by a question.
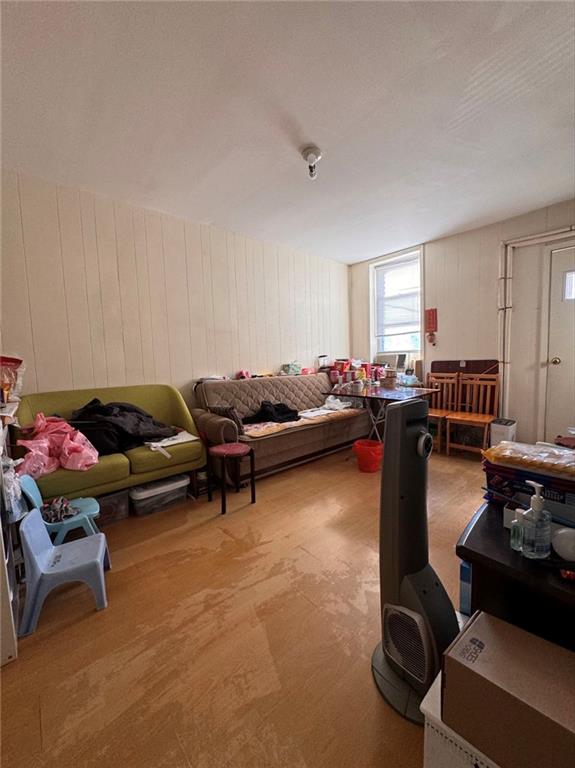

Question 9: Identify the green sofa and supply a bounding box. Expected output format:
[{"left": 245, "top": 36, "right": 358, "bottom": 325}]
[{"left": 15, "top": 384, "right": 205, "bottom": 500}]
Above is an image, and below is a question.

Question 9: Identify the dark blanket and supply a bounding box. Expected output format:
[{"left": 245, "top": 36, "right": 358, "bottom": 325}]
[
  {"left": 70, "top": 399, "right": 177, "bottom": 455},
  {"left": 243, "top": 400, "right": 300, "bottom": 425}
]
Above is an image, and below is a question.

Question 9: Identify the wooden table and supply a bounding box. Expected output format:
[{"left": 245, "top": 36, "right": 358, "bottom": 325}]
[
  {"left": 328, "top": 385, "right": 436, "bottom": 441},
  {"left": 457, "top": 503, "right": 575, "bottom": 651}
]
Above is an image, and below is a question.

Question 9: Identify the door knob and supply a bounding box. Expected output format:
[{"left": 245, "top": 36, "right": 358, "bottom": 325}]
[{"left": 550, "top": 357, "right": 562, "bottom": 365}]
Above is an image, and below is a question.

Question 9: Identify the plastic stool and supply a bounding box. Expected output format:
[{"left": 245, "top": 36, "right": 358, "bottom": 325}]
[
  {"left": 18, "top": 509, "right": 109, "bottom": 636},
  {"left": 20, "top": 474, "right": 102, "bottom": 545}
]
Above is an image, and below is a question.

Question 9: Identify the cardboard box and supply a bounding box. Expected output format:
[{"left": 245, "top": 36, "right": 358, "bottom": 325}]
[
  {"left": 421, "top": 673, "right": 501, "bottom": 768},
  {"left": 442, "top": 612, "right": 575, "bottom": 768}
]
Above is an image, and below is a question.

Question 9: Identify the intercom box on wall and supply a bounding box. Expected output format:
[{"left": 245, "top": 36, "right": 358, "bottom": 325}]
[{"left": 441, "top": 612, "right": 575, "bottom": 768}]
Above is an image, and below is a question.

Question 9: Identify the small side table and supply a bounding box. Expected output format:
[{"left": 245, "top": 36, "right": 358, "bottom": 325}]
[{"left": 456, "top": 503, "right": 575, "bottom": 651}]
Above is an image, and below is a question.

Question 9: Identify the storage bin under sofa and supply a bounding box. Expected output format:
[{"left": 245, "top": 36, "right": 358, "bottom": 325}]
[{"left": 191, "top": 373, "right": 370, "bottom": 479}]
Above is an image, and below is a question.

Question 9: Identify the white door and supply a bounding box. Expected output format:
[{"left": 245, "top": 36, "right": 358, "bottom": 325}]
[{"left": 545, "top": 245, "right": 575, "bottom": 441}]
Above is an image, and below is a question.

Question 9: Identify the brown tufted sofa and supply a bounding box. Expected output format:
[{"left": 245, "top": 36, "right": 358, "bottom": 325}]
[{"left": 191, "top": 373, "right": 370, "bottom": 478}]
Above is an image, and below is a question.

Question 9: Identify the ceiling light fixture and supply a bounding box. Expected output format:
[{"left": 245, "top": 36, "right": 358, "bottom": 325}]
[{"left": 301, "top": 144, "right": 322, "bottom": 180}]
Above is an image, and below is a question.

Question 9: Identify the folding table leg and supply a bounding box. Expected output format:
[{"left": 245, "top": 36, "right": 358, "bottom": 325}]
[{"left": 368, "top": 400, "right": 386, "bottom": 441}]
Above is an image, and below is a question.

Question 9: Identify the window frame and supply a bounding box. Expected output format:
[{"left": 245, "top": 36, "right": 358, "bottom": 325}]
[{"left": 369, "top": 247, "right": 423, "bottom": 361}]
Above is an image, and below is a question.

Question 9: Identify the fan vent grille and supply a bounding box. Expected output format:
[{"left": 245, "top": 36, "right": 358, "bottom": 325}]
[{"left": 383, "top": 607, "right": 427, "bottom": 683}]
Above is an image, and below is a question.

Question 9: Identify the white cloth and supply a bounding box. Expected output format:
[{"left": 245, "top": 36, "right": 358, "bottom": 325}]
[
  {"left": 145, "top": 430, "right": 199, "bottom": 459},
  {"left": 299, "top": 408, "right": 333, "bottom": 419},
  {"left": 324, "top": 395, "right": 352, "bottom": 411}
]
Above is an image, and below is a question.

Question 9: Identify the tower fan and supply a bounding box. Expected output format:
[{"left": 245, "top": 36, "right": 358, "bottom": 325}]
[{"left": 371, "top": 398, "right": 459, "bottom": 724}]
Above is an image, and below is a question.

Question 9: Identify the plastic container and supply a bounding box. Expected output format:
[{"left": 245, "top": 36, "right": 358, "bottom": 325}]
[
  {"left": 490, "top": 418, "right": 517, "bottom": 446},
  {"left": 129, "top": 474, "right": 190, "bottom": 516},
  {"left": 521, "top": 480, "right": 551, "bottom": 559},
  {"left": 353, "top": 439, "right": 383, "bottom": 472},
  {"left": 97, "top": 489, "right": 130, "bottom": 526}
]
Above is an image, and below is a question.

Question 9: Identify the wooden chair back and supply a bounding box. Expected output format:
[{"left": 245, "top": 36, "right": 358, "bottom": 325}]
[
  {"left": 457, "top": 374, "right": 499, "bottom": 416},
  {"left": 426, "top": 372, "right": 459, "bottom": 411}
]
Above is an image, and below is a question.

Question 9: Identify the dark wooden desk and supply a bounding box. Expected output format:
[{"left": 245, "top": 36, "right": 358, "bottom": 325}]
[{"left": 457, "top": 503, "right": 575, "bottom": 650}]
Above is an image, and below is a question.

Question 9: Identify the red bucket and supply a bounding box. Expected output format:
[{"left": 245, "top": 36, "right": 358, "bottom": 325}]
[{"left": 353, "top": 439, "right": 383, "bottom": 473}]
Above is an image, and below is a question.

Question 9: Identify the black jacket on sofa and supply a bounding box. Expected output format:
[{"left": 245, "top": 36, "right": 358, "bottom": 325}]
[{"left": 70, "top": 399, "right": 177, "bottom": 454}]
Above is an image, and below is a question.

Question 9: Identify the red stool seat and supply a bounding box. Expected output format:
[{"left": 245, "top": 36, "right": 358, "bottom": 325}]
[
  {"left": 206, "top": 442, "right": 256, "bottom": 514},
  {"left": 209, "top": 442, "right": 251, "bottom": 458}
]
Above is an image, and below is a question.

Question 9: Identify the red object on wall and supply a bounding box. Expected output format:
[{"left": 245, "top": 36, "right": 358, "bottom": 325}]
[{"left": 425, "top": 308, "right": 438, "bottom": 333}]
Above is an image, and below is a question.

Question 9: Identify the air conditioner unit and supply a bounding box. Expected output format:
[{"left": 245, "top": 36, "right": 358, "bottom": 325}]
[{"left": 373, "top": 353, "right": 407, "bottom": 370}]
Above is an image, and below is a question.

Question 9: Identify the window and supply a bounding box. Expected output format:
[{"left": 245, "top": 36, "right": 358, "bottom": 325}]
[
  {"left": 373, "top": 253, "right": 421, "bottom": 354},
  {"left": 564, "top": 270, "right": 575, "bottom": 301}
]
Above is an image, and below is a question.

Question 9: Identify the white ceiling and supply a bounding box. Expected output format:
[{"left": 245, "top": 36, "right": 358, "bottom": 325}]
[{"left": 2, "top": 2, "right": 574, "bottom": 264}]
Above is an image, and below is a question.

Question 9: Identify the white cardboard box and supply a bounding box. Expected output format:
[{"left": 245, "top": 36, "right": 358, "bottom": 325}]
[{"left": 420, "top": 674, "right": 501, "bottom": 768}]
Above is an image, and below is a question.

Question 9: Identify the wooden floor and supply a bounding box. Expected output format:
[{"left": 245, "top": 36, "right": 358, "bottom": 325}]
[{"left": 2, "top": 450, "right": 483, "bottom": 768}]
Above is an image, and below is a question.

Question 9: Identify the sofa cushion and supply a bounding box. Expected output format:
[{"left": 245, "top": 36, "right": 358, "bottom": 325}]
[
  {"left": 125, "top": 440, "right": 203, "bottom": 474},
  {"left": 236, "top": 410, "right": 371, "bottom": 475},
  {"left": 37, "top": 453, "right": 130, "bottom": 499},
  {"left": 242, "top": 408, "right": 364, "bottom": 438},
  {"left": 196, "top": 374, "right": 331, "bottom": 418},
  {"left": 208, "top": 404, "right": 245, "bottom": 435}
]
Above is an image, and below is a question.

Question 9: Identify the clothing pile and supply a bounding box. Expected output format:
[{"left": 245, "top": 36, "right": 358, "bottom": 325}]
[
  {"left": 299, "top": 397, "right": 353, "bottom": 420},
  {"left": 17, "top": 413, "right": 99, "bottom": 479},
  {"left": 41, "top": 496, "right": 77, "bottom": 523},
  {"left": 243, "top": 401, "right": 300, "bottom": 425},
  {"left": 69, "top": 399, "right": 178, "bottom": 455}
]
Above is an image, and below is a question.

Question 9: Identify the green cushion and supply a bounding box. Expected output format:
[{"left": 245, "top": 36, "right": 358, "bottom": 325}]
[
  {"left": 125, "top": 440, "right": 203, "bottom": 474},
  {"left": 37, "top": 454, "right": 130, "bottom": 499}
]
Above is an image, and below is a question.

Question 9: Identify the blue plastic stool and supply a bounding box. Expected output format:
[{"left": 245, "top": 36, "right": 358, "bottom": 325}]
[
  {"left": 19, "top": 474, "right": 101, "bottom": 545},
  {"left": 18, "top": 508, "right": 110, "bottom": 636}
]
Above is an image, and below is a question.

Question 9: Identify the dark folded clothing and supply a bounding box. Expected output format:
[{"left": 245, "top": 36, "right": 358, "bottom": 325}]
[
  {"left": 68, "top": 420, "right": 126, "bottom": 455},
  {"left": 70, "top": 399, "right": 177, "bottom": 453},
  {"left": 243, "top": 400, "right": 300, "bottom": 425}
]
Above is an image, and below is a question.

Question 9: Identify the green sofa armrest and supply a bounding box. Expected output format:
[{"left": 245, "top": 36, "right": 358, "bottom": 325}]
[{"left": 167, "top": 388, "right": 198, "bottom": 435}]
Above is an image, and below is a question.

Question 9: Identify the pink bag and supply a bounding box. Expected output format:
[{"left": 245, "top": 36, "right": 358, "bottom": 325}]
[
  {"left": 60, "top": 430, "right": 98, "bottom": 471},
  {"left": 17, "top": 437, "right": 60, "bottom": 479},
  {"left": 17, "top": 412, "right": 99, "bottom": 479}
]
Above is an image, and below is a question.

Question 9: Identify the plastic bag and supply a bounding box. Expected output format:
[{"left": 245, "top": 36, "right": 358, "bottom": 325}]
[
  {"left": 17, "top": 438, "right": 60, "bottom": 478},
  {"left": 482, "top": 441, "right": 575, "bottom": 479},
  {"left": 60, "top": 430, "right": 98, "bottom": 471},
  {"left": 17, "top": 412, "right": 99, "bottom": 478}
]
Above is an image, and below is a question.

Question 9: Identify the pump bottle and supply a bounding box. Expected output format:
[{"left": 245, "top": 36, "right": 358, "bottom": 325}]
[{"left": 521, "top": 481, "right": 551, "bottom": 559}]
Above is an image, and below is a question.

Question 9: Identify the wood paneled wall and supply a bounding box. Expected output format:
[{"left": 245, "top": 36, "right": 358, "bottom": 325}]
[
  {"left": 349, "top": 199, "right": 575, "bottom": 368},
  {"left": 1, "top": 172, "right": 350, "bottom": 395}
]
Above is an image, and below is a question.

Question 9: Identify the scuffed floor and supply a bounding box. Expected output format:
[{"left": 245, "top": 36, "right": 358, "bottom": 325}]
[{"left": 1, "top": 450, "right": 483, "bottom": 767}]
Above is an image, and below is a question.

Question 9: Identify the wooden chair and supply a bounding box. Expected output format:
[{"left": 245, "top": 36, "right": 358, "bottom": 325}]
[
  {"left": 426, "top": 373, "right": 458, "bottom": 453},
  {"left": 446, "top": 374, "right": 499, "bottom": 455}
]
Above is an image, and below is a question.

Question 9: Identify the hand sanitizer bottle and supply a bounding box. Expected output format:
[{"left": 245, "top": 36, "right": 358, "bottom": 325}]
[{"left": 522, "top": 481, "right": 551, "bottom": 559}]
